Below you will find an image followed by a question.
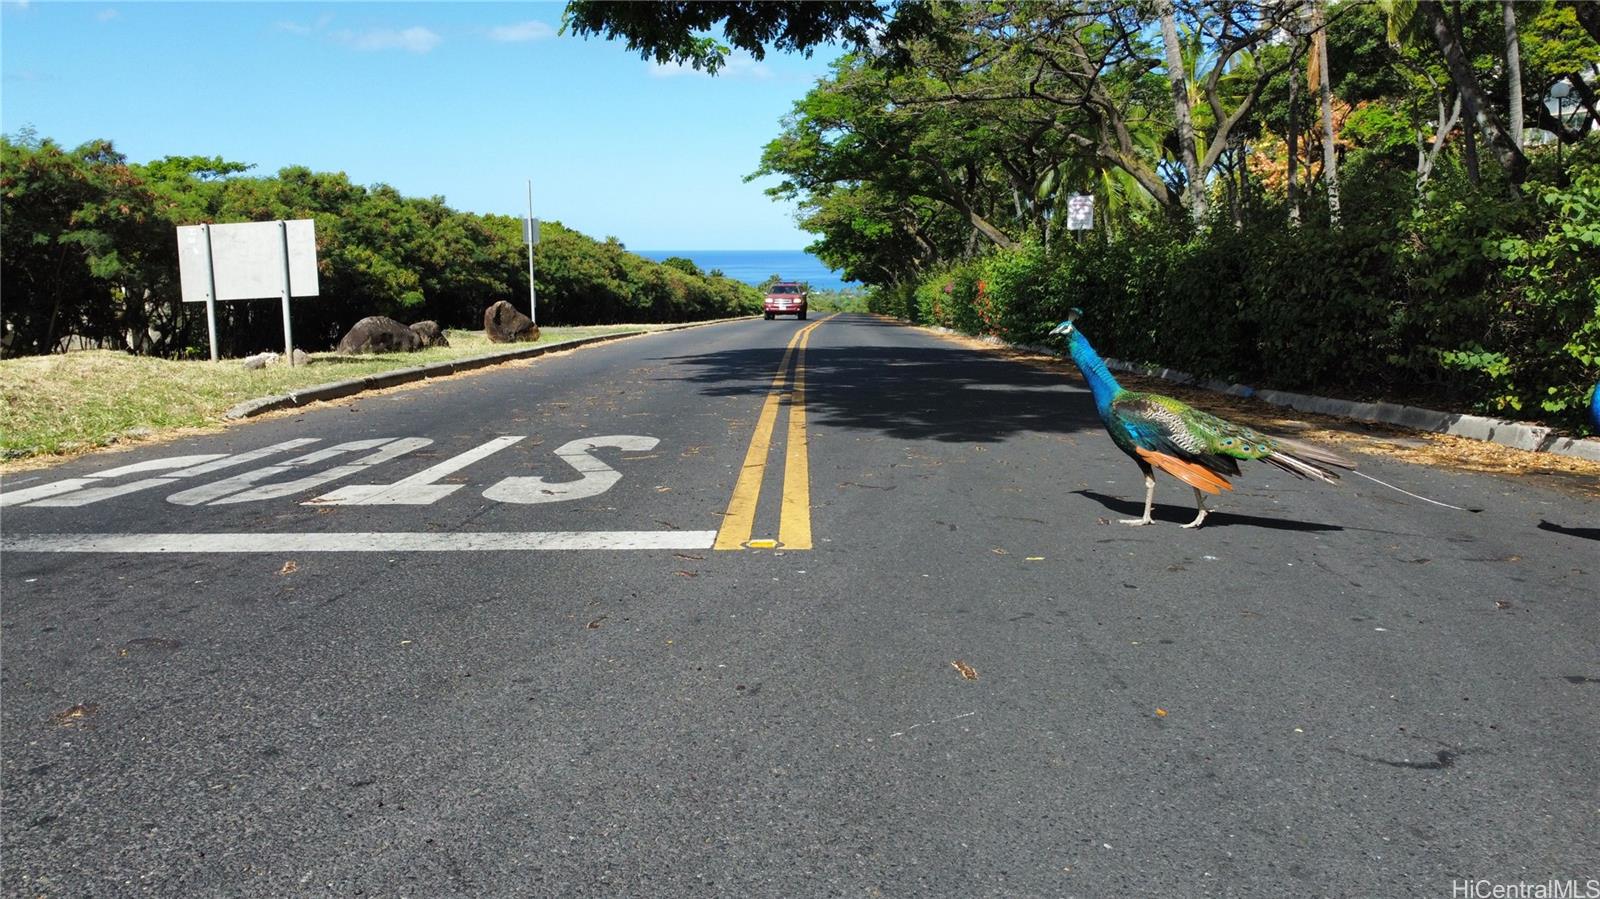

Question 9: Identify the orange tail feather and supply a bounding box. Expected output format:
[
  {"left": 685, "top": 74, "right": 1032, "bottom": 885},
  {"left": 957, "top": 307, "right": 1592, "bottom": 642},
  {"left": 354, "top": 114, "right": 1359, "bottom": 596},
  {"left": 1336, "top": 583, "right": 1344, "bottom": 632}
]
[{"left": 1135, "top": 448, "right": 1234, "bottom": 495}]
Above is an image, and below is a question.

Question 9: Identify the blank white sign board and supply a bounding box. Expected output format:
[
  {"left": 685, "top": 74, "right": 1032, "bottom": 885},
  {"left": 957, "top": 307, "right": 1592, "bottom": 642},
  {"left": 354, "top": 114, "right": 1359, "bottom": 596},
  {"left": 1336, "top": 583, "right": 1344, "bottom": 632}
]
[{"left": 177, "top": 220, "right": 319, "bottom": 302}]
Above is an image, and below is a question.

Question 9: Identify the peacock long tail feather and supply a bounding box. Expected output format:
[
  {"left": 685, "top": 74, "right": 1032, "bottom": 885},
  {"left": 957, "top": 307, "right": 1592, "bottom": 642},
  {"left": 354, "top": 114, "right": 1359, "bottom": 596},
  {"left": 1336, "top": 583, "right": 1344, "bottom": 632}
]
[{"left": 1258, "top": 436, "right": 1356, "bottom": 485}]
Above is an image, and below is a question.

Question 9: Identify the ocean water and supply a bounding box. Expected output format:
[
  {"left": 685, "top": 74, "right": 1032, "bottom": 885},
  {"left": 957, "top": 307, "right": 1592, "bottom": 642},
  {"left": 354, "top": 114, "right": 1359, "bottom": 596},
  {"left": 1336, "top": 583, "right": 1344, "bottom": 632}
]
[{"left": 635, "top": 249, "right": 859, "bottom": 292}]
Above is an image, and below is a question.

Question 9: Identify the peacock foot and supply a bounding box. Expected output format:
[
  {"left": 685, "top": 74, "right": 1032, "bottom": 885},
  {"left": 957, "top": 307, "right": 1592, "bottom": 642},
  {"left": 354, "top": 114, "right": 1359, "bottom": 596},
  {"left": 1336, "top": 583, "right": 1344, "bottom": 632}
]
[
  {"left": 1181, "top": 511, "right": 1209, "bottom": 530},
  {"left": 1118, "top": 517, "right": 1154, "bottom": 527}
]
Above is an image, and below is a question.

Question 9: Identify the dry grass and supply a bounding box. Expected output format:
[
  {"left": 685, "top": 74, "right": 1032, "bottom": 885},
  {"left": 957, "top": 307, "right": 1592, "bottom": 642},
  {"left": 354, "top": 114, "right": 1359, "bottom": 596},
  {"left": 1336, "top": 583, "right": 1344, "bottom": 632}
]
[
  {"left": 0, "top": 326, "right": 665, "bottom": 468},
  {"left": 930, "top": 329, "right": 1600, "bottom": 499}
]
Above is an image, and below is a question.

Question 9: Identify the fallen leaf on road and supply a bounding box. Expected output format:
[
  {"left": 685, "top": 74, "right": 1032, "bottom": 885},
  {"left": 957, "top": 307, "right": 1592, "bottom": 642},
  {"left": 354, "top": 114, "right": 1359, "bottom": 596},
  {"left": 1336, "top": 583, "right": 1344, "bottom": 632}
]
[
  {"left": 674, "top": 553, "right": 705, "bottom": 561},
  {"left": 1097, "top": 517, "right": 1110, "bottom": 526},
  {"left": 674, "top": 570, "right": 698, "bottom": 578},
  {"left": 1025, "top": 556, "right": 1045, "bottom": 561},
  {"left": 991, "top": 548, "right": 1009, "bottom": 556},
  {"left": 586, "top": 616, "right": 607, "bottom": 629},
  {"left": 1495, "top": 600, "right": 1512, "bottom": 610},
  {"left": 1155, "top": 708, "right": 1168, "bottom": 718},
  {"left": 951, "top": 660, "right": 979, "bottom": 680},
  {"left": 279, "top": 561, "right": 298, "bottom": 575},
  {"left": 52, "top": 703, "right": 99, "bottom": 727}
]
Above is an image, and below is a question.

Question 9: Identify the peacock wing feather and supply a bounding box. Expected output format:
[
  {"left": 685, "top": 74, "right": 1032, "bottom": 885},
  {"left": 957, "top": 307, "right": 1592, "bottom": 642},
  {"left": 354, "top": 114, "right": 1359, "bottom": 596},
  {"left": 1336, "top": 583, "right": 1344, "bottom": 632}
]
[
  {"left": 1169, "top": 403, "right": 1283, "bottom": 462},
  {"left": 1112, "top": 394, "right": 1251, "bottom": 465},
  {"left": 1116, "top": 391, "right": 1354, "bottom": 486}
]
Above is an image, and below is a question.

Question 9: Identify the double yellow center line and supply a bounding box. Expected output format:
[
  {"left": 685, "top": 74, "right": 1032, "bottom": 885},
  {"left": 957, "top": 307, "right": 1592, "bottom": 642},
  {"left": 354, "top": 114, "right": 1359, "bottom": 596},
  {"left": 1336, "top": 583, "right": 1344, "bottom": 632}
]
[{"left": 714, "top": 316, "right": 832, "bottom": 550}]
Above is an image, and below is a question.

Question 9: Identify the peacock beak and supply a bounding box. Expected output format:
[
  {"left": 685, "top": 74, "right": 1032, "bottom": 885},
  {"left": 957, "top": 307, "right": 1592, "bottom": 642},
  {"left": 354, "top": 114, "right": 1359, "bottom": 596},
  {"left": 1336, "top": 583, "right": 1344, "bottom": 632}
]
[{"left": 1048, "top": 321, "right": 1074, "bottom": 336}]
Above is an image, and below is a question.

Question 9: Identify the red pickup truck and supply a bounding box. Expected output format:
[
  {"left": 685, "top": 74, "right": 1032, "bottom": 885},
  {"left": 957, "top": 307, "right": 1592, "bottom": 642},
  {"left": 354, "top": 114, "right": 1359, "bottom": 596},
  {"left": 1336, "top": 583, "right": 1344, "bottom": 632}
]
[{"left": 763, "top": 282, "right": 808, "bottom": 320}]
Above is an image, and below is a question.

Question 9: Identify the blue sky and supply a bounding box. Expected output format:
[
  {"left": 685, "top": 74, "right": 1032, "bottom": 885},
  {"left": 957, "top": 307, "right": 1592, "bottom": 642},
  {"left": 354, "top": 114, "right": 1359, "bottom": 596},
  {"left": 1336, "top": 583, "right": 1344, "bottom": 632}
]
[{"left": 1, "top": 1, "right": 844, "bottom": 249}]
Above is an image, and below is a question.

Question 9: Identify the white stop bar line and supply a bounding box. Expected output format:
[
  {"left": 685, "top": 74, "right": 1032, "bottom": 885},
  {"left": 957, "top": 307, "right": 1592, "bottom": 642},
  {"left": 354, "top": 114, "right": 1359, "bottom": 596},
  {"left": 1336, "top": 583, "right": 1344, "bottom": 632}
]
[{"left": 3, "top": 531, "right": 718, "bottom": 553}]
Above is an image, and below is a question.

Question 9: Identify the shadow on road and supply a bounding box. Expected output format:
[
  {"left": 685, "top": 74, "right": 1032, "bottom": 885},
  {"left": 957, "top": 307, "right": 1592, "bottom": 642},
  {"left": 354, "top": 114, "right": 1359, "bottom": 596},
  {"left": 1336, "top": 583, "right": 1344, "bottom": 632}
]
[
  {"left": 1537, "top": 519, "right": 1600, "bottom": 541},
  {"left": 1071, "top": 489, "right": 1346, "bottom": 533},
  {"left": 653, "top": 316, "right": 1102, "bottom": 443}
]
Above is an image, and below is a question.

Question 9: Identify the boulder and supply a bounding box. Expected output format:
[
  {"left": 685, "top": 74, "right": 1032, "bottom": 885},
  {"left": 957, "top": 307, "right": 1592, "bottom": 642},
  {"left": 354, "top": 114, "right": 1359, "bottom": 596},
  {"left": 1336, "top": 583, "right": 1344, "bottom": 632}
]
[
  {"left": 484, "top": 301, "right": 539, "bottom": 343},
  {"left": 409, "top": 320, "right": 449, "bottom": 348},
  {"left": 337, "top": 316, "right": 421, "bottom": 354},
  {"left": 242, "top": 352, "right": 277, "bottom": 370}
]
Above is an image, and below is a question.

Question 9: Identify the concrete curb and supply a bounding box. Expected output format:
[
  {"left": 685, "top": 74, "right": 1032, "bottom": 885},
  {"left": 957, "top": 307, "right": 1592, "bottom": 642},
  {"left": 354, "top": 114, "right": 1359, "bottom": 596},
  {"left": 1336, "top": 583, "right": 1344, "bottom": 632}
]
[
  {"left": 994, "top": 334, "right": 1600, "bottom": 463},
  {"left": 223, "top": 317, "right": 753, "bottom": 421}
]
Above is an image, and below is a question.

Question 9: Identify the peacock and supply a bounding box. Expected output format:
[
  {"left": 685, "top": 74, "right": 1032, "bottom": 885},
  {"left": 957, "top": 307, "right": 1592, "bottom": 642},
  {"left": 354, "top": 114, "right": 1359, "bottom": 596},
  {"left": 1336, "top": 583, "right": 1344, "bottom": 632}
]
[{"left": 1049, "top": 310, "right": 1354, "bottom": 528}]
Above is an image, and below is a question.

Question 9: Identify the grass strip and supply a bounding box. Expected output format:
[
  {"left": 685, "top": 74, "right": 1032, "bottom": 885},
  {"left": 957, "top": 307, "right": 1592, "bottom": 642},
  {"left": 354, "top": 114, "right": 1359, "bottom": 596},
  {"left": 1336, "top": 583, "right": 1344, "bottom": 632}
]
[{"left": 1, "top": 326, "right": 658, "bottom": 464}]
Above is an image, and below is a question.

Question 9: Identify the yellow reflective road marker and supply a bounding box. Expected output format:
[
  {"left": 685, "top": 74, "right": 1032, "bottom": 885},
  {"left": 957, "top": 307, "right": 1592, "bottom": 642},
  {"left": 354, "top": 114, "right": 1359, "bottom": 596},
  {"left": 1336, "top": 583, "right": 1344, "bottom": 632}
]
[{"left": 714, "top": 316, "right": 831, "bottom": 550}]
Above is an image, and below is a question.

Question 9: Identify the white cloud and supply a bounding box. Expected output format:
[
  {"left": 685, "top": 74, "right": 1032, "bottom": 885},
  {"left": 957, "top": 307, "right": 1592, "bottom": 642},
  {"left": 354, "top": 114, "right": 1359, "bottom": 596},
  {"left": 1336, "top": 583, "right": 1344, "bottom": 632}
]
[
  {"left": 649, "top": 50, "right": 771, "bottom": 80},
  {"left": 339, "top": 26, "right": 441, "bottom": 54},
  {"left": 276, "top": 13, "right": 333, "bottom": 36},
  {"left": 96, "top": 8, "right": 118, "bottom": 22},
  {"left": 488, "top": 20, "right": 554, "bottom": 43}
]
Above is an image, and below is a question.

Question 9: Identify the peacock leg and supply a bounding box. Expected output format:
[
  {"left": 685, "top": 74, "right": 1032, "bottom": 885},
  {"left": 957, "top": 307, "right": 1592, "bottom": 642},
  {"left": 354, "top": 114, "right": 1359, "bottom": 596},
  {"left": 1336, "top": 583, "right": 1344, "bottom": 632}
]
[
  {"left": 1182, "top": 487, "right": 1209, "bottom": 529},
  {"left": 1120, "top": 474, "right": 1156, "bottom": 526}
]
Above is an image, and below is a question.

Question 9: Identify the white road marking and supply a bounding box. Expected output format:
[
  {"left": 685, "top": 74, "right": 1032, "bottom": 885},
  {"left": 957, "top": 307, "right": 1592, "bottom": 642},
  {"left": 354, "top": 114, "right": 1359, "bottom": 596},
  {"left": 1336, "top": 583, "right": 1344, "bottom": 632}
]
[
  {"left": 166, "top": 439, "right": 429, "bottom": 505},
  {"left": 2, "top": 531, "right": 718, "bottom": 552},
  {"left": 483, "top": 435, "right": 659, "bottom": 504},
  {"left": 1, "top": 455, "right": 231, "bottom": 507},
  {"left": 307, "top": 436, "right": 525, "bottom": 505},
  {"left": 8, "top": 433, "right": 667, "bottom": 510},
  {"left": 21, "top": 440, "right": 321, "bottom": 508},
  {"left": 1, "top": 478, "right": 99, "bottom": 507}
]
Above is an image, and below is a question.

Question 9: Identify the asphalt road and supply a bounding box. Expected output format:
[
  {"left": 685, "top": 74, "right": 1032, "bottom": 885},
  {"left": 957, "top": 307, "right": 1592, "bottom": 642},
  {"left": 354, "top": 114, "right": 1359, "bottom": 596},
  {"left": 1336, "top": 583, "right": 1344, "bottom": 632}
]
[{"left": 2, "top": 314, "right": 1596, "bottom": 898}]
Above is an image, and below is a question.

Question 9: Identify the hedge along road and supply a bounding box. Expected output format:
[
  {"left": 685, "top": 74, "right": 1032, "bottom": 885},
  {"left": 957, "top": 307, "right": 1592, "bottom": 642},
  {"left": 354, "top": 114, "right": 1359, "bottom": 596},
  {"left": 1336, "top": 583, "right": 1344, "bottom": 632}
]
[{"left": 1, "top": 314, "right": 1595, "bottom": 897}]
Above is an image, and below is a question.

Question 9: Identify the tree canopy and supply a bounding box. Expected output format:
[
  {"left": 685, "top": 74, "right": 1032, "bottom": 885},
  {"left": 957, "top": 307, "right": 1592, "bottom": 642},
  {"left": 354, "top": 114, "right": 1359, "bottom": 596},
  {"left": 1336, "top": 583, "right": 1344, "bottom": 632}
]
[{"left": 688, "top": 0, "right": 1597, "bottom": 429}]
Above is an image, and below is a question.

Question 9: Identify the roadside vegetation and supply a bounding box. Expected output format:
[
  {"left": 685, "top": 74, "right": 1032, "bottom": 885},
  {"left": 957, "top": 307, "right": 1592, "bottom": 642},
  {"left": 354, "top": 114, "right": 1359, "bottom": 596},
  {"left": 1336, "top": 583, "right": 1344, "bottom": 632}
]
[
  {"left": 1, "top": 132, "right": 762, "bottom": 360},
  {"left": 723, "top": 1, "right": 1600, "bottom": 434},
  {"left": 806, "top": 289, "right": 872, "bottom": 314},
  {"left": 0, "top": 325, "right": 665, "bottom": 463},
  {"left": 0, "top": 132, "right": 766, "bottom": 464}
]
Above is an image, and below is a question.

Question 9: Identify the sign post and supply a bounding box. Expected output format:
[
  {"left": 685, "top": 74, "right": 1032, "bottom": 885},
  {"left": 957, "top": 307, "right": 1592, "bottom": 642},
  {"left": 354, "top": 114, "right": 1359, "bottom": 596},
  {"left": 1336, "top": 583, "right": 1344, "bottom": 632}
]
[
  {"left": 525, "top": 180, "right": 539, "bottom": 328},
  {"left": 277, "top": 221, "right": 297, "bottom": 365},
  {"left": 200, "top": 224, "right": 220, "bottom": 362}
]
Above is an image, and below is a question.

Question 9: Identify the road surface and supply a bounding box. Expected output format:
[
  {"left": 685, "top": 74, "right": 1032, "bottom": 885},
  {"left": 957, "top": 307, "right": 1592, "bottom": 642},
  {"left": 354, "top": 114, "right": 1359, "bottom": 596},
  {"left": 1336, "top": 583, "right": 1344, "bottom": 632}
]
[{"left": 3, "top": 314, "right": 1596, "bottom": 897}]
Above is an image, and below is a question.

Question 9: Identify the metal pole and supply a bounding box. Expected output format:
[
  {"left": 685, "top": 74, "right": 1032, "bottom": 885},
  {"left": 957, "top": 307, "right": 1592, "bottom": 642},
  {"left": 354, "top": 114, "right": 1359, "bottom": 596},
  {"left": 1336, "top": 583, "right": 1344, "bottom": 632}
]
[
  {"left": 526, "top": 180, "right": 537, "bottom": 329},
  {"left": 278, "top": 220, "right": 295, "bottom": 366},
  {"left": 200, "top": 223, "right": 220, "bottom": 362}
]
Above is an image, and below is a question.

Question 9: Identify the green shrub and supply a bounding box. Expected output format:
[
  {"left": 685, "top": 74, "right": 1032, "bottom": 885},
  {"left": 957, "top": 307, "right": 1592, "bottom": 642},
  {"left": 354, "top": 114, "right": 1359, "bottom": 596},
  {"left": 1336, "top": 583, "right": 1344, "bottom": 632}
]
[{"left": 877, "top": 148, "right": 1600, "bottom": 434}]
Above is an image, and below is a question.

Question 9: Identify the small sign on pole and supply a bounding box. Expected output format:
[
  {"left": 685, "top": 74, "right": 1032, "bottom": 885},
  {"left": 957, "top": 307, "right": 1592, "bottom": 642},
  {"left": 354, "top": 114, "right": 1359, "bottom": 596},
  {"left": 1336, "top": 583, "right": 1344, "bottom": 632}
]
[{"left": 1066, "top": 194, "right": 1095, "bottom": 231}]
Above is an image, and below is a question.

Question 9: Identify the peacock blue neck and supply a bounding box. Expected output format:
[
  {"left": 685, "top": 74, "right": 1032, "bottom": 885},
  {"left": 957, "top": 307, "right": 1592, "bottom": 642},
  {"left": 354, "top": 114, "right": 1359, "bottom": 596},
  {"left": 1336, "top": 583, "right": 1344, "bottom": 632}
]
[{"left": 1068, "top": 329, "right": 1123, "bottom": 413}]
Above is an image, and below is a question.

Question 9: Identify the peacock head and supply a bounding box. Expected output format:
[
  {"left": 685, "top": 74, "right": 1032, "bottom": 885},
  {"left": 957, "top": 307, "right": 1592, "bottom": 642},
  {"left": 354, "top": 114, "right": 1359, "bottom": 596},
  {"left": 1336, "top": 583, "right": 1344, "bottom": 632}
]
[{"left": 1048, "top": 308, "right": 1083, "bottom": 339}]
